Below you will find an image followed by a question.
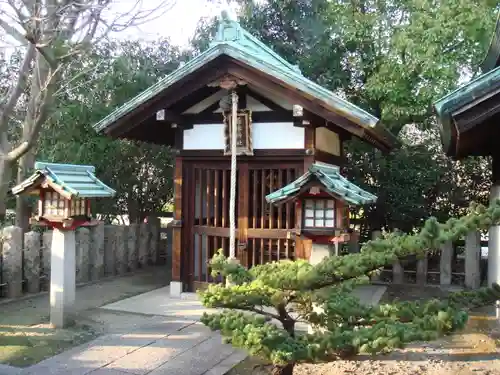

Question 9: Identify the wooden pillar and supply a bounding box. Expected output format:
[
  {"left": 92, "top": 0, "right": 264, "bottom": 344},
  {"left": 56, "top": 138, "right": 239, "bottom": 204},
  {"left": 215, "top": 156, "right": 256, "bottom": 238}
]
[
  {"left": 440, "top": 240, "right": 453, "bottom": 286},
  {"left": 465, "top": 230, "right": 481, "bottom": 289},
  {"left": 171, "top": 156, "right": 183, "bottom": 297},
  {"left": 304, "top": 125, "right": 315, "bottom": 170}
]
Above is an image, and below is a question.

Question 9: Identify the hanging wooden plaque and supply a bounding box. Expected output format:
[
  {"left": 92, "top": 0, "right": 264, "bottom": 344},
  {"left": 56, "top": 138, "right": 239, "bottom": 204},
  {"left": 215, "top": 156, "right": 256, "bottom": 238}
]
[{"left": 223, "top": 109, "right": 253, "bottom": 156}]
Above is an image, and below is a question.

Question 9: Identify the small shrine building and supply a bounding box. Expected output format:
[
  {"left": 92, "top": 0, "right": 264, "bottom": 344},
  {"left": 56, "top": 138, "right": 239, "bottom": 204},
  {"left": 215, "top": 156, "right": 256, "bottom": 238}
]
[
  {"left": 93, "top": 13, "right": 398, "bottom": 295},
  {"left": 434, "top": 14, "right": 500, "bottom": 287}
]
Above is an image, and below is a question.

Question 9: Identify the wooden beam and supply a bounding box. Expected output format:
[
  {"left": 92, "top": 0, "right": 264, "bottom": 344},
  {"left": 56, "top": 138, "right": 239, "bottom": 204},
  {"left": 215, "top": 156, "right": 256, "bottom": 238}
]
[
  {"left": 106, "top": 61, "right": 229, "bottom": 137},
  {"left": 314, "top": 149, "right": 345, "bottom": 166},
  {"left": 179, "top": 149, "right": 308, "bottom": 159},
  {"left": 185, "top": 111, "right": 293, "bottom": 124},
  {"left": 304, "top": 125, "right": 315, "bottom": 170},
  {"left": 226, "top": 62, "right": 366, "bottom": 138}
]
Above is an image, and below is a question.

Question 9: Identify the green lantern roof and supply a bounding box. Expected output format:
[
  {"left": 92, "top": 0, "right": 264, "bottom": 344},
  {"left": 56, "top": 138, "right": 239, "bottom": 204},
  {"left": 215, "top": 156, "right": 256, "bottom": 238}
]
[
  {"left": 10, "top": 162, "right": 116, "bottom": 199},
  {"left": 265, "top": 162, "right": 377, "bottom": 206},
  {"left": 92, "top": 12, "right": 398, "bottom": 152}
]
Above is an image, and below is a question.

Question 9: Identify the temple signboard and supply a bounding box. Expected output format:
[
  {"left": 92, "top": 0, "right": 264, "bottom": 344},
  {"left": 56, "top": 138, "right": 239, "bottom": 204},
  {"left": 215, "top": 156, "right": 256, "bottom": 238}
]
[{"left": 224, "top": 109, "right": 253, "bottom": 156}]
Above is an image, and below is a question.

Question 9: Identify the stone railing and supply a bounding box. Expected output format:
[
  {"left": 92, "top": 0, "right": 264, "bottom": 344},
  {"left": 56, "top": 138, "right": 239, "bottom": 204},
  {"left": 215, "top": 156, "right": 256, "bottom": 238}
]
[
  {"left": 371, "top": 230, "right": 485, "bottom": 289},
  {"left": 0, "top": 218, "right": 165, "bottom": 299}
]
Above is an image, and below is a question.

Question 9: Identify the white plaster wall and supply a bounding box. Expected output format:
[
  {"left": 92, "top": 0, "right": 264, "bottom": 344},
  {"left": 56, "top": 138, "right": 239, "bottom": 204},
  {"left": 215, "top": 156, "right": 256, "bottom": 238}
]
[
  {"left": 253, "top": 122, "right": 304, "bottom": 149},
  {"left": 183, "top": 124, "right": 225, "bottom": 150},
  {"left": 183, "top": 122, "right": 304, "bottom": 150}
]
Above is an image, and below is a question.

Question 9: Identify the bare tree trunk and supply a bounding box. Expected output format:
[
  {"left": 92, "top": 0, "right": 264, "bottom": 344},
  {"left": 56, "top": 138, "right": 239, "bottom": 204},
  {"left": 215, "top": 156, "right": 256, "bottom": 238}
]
[
  {"left": 0, "top": 155, "right": 13, "bottom": 221},
  {"left": 15, "top": 150, "right": 35, "bottom": 230}
]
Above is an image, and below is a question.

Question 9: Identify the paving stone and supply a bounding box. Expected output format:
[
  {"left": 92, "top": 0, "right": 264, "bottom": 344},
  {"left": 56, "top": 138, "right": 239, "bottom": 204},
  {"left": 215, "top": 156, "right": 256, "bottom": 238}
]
[
  {"left": 88, "top": 369, "right": 134, "bottom": 375},
  {"left": 105, "top": 323, "right": 212, "bottom": 375},
  {"left": 148, "top": 334, "right": 236, "bottom": 375},
  {"left": 203, "top": 351, "right": 248, "bottom": 375},
  {"left": 0, "top": 363, "right": 21, "bottom": 375}
]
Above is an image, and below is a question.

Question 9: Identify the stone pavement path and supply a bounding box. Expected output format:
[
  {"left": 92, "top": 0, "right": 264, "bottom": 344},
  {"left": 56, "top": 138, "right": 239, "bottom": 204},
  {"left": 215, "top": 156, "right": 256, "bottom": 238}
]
[
  {"left": 0, "top": 271, "right": 386, "bottom": 375},
  {"left": 21, "top": 317, "right": 246, "bottom": 375}
]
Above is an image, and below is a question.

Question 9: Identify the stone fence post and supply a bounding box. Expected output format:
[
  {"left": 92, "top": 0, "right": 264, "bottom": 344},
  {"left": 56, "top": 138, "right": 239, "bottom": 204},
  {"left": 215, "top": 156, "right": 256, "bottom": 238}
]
[
  {"left": 465, "top": 231, "right": 481, "bottom": 289},
  {"left": 127, "top": 224, "right": 139, "bottom": 271},
  {"left": 2, "top": 226, "right": 23, "bottom": 298},
  {"left": 90, "top": 222, "right": 105, "bottom": 281},
  {"left": 103, "top": 225, "right": 115, "bottom": 276},
  {"left": 147, "top": 217, "right": 161, "bottom": 265},
  {"left": 138, "top": 223, "right": 150, "bottom": 268},
  {"left": 370, "top": 230, "right": 382, "bottom": 282},
  {"left": 42, "top": 230, "right": 53, "bottom": 282},
  {"left": 416, "top": 254, "right": 428, "bottom": 285},
  {"left": 440, "top": 240, "right": 453, "bottom": 286},
  {"left": 75, "top": 227, "right": 90, "bottom": 283},
  {"left": 24, "top": 231, "right": 41, "bottom": 293}
]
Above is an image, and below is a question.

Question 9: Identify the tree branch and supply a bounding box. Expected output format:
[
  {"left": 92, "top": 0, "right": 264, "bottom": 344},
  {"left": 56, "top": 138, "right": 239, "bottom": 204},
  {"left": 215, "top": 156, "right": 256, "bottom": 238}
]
[{"left": 0, "top": 44, "right": 35, "bottom": 135}]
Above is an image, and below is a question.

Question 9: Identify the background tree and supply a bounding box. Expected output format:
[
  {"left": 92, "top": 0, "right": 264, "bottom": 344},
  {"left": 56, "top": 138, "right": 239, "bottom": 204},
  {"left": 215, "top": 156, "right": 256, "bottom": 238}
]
[
  {"left": 37, "top": 39, "right": 188, "bottom": 223},
  {"left": 201, "top": 202, "right": 500, "bottom": 375},
  {"left": 192, "top": 0, "right": 499, "bottom": 237},
  {"left": 0, "top": 0, "right": 176, "bottom": 227}
]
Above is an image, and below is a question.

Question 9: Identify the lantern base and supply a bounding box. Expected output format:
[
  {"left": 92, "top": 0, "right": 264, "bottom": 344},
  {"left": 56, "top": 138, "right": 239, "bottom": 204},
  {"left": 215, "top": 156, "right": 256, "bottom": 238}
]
[{"left": 50, "top": 228, "right": 76, "bottom": 328}]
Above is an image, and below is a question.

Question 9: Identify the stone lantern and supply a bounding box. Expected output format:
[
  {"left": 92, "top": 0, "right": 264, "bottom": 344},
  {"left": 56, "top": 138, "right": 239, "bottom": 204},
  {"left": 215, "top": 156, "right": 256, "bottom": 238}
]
[{"left": 10, "top": 162, "right": 115, "bottom": 327}]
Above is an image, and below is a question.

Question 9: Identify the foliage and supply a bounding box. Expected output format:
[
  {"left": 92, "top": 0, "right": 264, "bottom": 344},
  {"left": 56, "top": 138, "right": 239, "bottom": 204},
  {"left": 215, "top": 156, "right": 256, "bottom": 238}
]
[
  {"left": 0, "top": 0, "right": 177, "bottom": 223},
  {"left": 192, "top": 0, "right": 499, "bottom": 236},
  {"left": 37, "top": 39, "right": 188, "bottom": 222},
  {"left": 200, "top": 201, "right": 500, "bottom": 374}
]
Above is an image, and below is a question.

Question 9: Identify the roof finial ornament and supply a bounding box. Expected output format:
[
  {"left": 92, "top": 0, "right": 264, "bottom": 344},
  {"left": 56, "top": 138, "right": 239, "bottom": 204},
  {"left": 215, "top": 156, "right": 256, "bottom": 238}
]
[
  {"left": 221, "top": 10, "right": 230, "bottom": 22},
  {"left": 214, "top": 8, "right": 241, "bottom": 43}
]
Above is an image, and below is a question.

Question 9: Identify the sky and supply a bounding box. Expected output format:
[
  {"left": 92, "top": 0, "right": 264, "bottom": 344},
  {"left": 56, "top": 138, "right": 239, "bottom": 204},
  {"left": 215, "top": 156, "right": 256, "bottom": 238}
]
[
  {"left": 0, "top": 0, "right": 241, "bottom": 51},
  {"left": 109, "top": 0, "right": 241, "bottom": 48}
]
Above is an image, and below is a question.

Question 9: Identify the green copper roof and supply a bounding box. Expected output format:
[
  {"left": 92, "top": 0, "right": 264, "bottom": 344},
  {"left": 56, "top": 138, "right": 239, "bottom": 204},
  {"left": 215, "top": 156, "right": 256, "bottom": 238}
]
[
  {"left": 10, "top": 162, "right": 116, "bottom": 199},
  {"left": 434, "top": 65, "right": 500, "bottom": 155},
  {"left": 93, "top": 13, "right": 397, "bottom": 151},
  {"left": 265, "top": 162, "right": 377, "bottom": 206}
]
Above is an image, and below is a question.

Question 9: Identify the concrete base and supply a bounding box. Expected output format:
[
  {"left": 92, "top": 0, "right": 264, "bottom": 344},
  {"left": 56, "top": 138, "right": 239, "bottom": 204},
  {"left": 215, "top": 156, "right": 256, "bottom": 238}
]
[
  {"left": 489, "top": 185, "right": 500, "bottom": 287},
  {"left": 309, "top": 243, "right": 333, "bottom": 265},
  {"left": 170, "top": 281, "right": 183, "bottom": 298},
  {"left": 50, "top": 228, "right": 76, "bottom": 328}
]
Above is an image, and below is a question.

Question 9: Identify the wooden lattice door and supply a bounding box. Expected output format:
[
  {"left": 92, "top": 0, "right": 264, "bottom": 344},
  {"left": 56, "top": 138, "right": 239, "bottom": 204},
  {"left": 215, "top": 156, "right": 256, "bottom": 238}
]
[
  {"left": 184, "top": 160, "right": 302, "bottom": 291},
  {"left": 243, "top": 162, "right": 302, "bottom": 267},
  {"left": 185, "top": 162, "right": 236, "bottom": 291}
]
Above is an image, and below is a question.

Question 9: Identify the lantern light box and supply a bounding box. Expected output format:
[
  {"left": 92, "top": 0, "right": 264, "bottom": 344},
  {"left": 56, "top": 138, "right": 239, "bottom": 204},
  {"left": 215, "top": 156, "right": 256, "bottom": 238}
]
[
  {"left": 11, "top": 162, "right": 115, "bottom": 230},
  {"left": 265, "top": 162, "right": 377, "bottom": 243}
]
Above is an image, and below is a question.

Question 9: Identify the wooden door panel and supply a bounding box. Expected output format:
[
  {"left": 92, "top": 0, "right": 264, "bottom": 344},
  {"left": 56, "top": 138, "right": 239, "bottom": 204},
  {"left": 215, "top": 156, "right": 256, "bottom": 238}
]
[
  {"left": 244, "top": 163, "right": 302, "bottom": 266},
  {"left": 184, "top": 159, "right": 303, "bottom": 290}
]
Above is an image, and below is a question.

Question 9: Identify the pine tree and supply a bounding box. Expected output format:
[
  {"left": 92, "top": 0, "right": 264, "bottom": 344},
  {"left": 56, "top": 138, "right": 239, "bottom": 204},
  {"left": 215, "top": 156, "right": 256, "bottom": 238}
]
[{"left": 200, "top": 201, "right": 500, "bottom": 375}]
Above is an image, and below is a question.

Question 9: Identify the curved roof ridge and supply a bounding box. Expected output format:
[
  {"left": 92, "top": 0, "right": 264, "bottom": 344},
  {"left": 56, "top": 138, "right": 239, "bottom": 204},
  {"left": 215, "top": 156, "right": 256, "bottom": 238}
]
[{"left": 211, "top": 13, "right": 302, "bottom": 75}]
